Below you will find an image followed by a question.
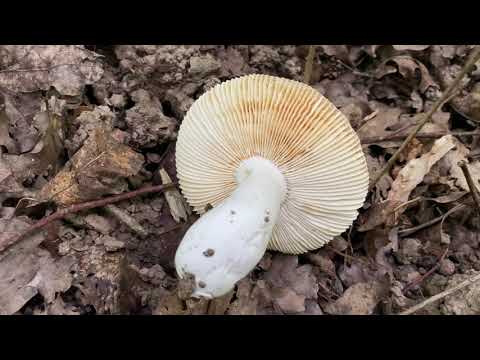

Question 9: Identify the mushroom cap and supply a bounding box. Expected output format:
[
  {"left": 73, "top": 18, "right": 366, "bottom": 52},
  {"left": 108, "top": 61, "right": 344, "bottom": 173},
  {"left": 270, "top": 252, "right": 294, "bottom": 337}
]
[{"left": 176, "top": 74, "right": 369, "bottom": 254}]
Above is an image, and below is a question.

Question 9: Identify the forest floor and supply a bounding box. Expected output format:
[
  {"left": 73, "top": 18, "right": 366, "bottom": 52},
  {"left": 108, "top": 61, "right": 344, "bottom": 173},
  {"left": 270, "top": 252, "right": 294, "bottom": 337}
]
[{"left": 1, "top": 45, "right": 480, "bottom": 315}]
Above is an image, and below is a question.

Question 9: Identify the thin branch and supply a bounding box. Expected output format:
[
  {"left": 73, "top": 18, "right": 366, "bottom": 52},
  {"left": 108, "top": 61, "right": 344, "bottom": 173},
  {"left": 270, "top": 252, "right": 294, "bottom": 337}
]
[
  {"left": 399, "top": 271, "right": 480, "bottom": 315},
  {"left": 0, "top": 63, "right": 78, "bottom": 74},
  {"left": 459, "top": 161, "right": 480, "bottom": 216},
  {"left": 361, "top": 131, "right": 480, "bottom": 144},
  {"left": 0, "top": 182, "right": 177, "bottom": 254},
  {"left": 398, "top": 203, "right": 466, "bottom": 237},
  {"left": 303, "top": 46, "right": 316, "bottom": 84},
  {"left": 402, "top": 246, "right": 449, "bottom": 293},
  {"left": 369, "top": 46, "right": 480, "bottom": 190}
]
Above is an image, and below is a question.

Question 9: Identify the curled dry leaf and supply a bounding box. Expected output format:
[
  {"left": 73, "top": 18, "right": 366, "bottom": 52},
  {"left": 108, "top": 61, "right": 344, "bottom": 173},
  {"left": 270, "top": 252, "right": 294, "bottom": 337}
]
[
  {"left": 375, "top": 55, "right": 438, "bottom": 93},
  {"left": 438, "top": 138, "right": 480, "bottom": 191},
  {"left": 385, "top": 135, "right": 456, "bottom": 224},
  {"left": 0, "top": 45, "right": 103, "bottom": 96},
  {"left": 37, "top": 126, "right": 144, "bottom": 205},
  {"left": 359, "top": 135, "right": 456, "bottom": 230}
]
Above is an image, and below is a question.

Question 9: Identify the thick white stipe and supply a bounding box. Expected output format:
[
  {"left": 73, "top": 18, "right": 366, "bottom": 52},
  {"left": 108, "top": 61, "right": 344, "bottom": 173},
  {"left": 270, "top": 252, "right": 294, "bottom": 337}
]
[{"left": 174, "top": 156, "right": 287, "bottom": 298}]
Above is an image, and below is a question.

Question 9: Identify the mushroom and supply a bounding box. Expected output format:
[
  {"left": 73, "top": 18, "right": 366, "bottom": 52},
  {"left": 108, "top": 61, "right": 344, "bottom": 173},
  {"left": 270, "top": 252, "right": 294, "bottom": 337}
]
[{"left": 174, "top": 74, "right": 369, "bottom": 299}]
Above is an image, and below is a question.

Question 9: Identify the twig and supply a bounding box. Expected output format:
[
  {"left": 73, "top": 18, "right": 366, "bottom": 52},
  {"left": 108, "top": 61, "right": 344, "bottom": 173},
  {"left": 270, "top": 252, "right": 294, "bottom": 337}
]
[
  {"left": 399, "top": 271, "right": 480, "bottom": 315},
  {"left": 398, "top": 203, "right": 466, "bottom": 237},
  {"left": 459, "top": 161, "right": 480, "bottom": 216},
  {"left": 0, "top": 182, "right": 177, "bottom": 254},
  {"left": 303, "top": 45, "right": 316, "bottom": 84},
  {"left": 104, "top": 204, "right": 149, "bottom": 238},
  {"left": 401, "top": 202, "right": 465, "bottom": 293},
  {"left": 361, "top": 131, "right": 480, "bottom": 144},
  {"left": 402, "top": 246, "right": 449, "bottom": 293},
  {"left": 369, "top": 46, "right": 480, "bottom": 190}
]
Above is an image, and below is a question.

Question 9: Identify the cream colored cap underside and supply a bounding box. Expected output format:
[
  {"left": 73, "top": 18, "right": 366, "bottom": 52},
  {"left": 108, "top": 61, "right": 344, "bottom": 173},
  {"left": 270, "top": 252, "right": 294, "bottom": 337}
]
[{"left": 176, "top": 74, "right": 369, "bottom": 254}]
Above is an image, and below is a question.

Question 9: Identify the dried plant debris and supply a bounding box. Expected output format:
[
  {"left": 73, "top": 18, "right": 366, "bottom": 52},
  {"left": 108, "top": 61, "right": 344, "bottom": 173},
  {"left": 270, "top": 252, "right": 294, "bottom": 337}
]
[
  {"left": 0, "top": 217, "right": 74, "bottom": 315},
  {"left": 159, "top": 168, "right": 190, "bottom": 222},
  {"left": 38, "top": 126, "right": 144, "bottom": 205}
]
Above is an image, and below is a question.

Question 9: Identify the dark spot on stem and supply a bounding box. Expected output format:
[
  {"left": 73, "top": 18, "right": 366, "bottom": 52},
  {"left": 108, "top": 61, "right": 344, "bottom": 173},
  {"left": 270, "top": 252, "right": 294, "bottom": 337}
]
[
  {"left": 264, "top": 216, "right": 270, "bottom": 223},
  {"left": 203, "top": 248, "right": 215, "bottom": 257},
  {"left": 230, "top": 210, "right": 236, "bottom": 215}
]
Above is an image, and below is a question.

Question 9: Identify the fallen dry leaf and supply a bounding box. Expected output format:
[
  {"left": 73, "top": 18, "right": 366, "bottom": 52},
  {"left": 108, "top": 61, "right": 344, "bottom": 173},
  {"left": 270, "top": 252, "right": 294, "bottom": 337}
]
[
  {"left": 0, "top": 45, "right": 103, "bottom": 96},
  {"left": 160, "top": 168, "right": 191, "bottom": 222},
  {"left": 38, "top": 126, "right": 144, "bottom": 205},
  {"left": 375, "top": 55, "right": 438, "bottom": 93},
  {"left": 3, "top": 110, "right": 63, "bottom": 183},
  {"left": 438, "top": 138, "right": 480, "bottom": 191},
  {"left": 0, "top": 217, "right": 74, "bottom": 315},
  {"left": 324, "top": 280, "right": 388, "bottom": 315},
  {"left": 385, "top": 135, "right": 456, "bottom": 224}
]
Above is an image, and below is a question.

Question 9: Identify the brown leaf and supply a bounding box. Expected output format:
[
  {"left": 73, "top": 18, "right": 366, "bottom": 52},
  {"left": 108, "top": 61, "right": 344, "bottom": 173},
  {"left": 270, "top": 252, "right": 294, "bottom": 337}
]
[
  {"left": 0, "top": 95, "right": 17, "bottom": 153},
  {"left": 0, "top": 217, "right": 74, "bottom": 314},
  {"left": 0, "top": 155, "right": 28, "bottom": 202},
  {"left": 438, "top": 138, "right": 480, "bottom": 191},
  {"left": 375, "top": 55, "right": 438, "bottom": 93},
  {"left": 159, "top": 168, "right": 191, "bottom": 223},
  {"left": 37, "top": 126, "right": 144, "bottom": 205},
  {"left": 264, "top": 255, "right": 318, "bottom": 299},
  {"left": 385, "top": 135, "right": 456, "bottom": 225},
  {"left": 227, "top": 279, "right": 259, "bottom": 315},
  {"left": 0, "top": 45, "right": 103, "bottom": 96},
  {"left": 324, "top": 281, "right": 388, "bottom": 315},
  {"left": 4, "top": 110, "right": 63, "bottom": 183}
]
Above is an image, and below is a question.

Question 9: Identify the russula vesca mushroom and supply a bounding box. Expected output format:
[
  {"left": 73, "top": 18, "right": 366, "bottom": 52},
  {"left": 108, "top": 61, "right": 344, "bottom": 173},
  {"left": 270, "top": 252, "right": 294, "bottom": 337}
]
[{"left": 174, "top": 74, "right": 369, "bottom": 298}]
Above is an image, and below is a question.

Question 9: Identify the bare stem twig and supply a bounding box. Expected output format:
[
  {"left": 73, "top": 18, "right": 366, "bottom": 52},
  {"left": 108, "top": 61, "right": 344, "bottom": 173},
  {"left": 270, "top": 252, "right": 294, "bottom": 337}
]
[
  {"left": 304, "top": 45, "right": 316, "bottom": 84},
  {"left": 399, "top": 271, "right": 480, "bottom": 315},
  {"left": 361, "top": 131, "right": 480, "bottom": 144},
  {"left": 459, "top": 161, "right": 480, "bottom": 216},
  {"left": 398, "top": 203, "right": 466, "bottom": 237},
  {"left": 369, "top": 46, "right": 480, "bottom": 190},
  {"left": 0, "top": 182, "right": 177, "bottom": 254}
]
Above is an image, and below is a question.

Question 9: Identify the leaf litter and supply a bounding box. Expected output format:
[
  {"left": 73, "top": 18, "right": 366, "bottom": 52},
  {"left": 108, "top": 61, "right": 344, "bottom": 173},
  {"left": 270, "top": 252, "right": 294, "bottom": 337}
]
[{"left": 1, "top": 45, "right": 480, "bottom": 315}]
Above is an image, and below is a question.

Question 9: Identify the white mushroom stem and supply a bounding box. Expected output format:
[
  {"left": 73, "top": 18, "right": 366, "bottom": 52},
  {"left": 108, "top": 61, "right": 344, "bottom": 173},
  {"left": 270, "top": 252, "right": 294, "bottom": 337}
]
[{"left": 175, "top": 156, "right": 287, "bottom": 299}]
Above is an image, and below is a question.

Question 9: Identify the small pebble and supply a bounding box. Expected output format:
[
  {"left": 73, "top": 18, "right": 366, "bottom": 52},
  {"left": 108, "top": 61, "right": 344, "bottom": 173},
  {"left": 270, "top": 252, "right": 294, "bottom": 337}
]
[
  {"left": 198, "top": 281, "right": 206, "bottom": 288},
  {"left": 439, "top": 259, "right": 456, "bottom": 276},
  {"left": 103, "top": 236, "right": 125, "bottom": 252}
]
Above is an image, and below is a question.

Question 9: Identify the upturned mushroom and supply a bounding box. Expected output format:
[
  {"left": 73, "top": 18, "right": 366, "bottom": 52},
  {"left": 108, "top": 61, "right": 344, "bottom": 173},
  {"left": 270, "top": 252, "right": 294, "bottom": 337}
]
[{"left": 174, "top": 74, "right": 369, "bottom": 299}]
